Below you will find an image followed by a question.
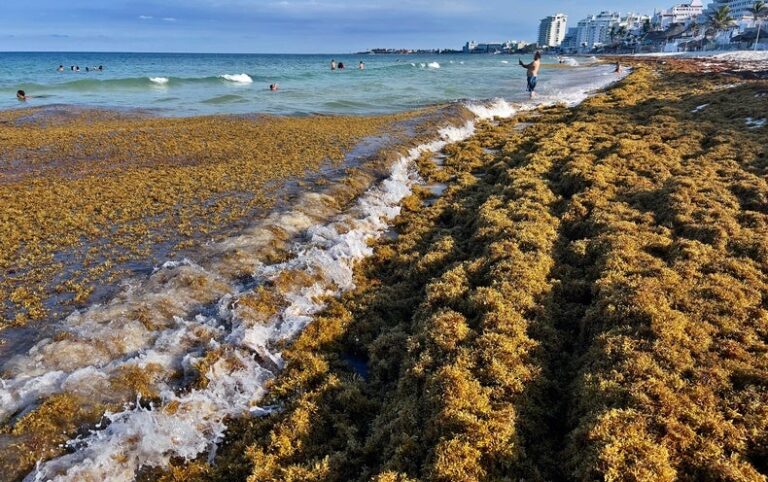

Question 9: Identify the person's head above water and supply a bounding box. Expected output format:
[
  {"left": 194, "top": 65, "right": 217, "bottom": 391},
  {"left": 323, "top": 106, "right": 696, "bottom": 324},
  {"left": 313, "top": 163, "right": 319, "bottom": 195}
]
[{"left": 16, "top": 90, "right": 26, "bottom": 101}]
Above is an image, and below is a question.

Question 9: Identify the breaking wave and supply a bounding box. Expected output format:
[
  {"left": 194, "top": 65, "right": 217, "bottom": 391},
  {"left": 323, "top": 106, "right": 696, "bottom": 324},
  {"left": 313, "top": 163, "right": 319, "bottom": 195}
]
[{"left": 219, "top": 73, "right": 253, "bottom": 84}]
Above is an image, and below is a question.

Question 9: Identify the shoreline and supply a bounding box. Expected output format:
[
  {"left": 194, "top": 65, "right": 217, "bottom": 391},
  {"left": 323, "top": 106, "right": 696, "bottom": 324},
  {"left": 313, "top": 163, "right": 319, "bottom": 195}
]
[
  {"left": 147, "top": 61, "right": 766, "bottom": 481},
  {"left": 0, "top": 106, "right": 448, "bottom": 331},
  {"left": 4, "top": 59, "right": 764, "bottom": 481},
  {"left": 0, "top": 102, "right": 476, "bottom": 480},
  {"left": 0, "top": 79, "right": 600, "bottom": 478}
]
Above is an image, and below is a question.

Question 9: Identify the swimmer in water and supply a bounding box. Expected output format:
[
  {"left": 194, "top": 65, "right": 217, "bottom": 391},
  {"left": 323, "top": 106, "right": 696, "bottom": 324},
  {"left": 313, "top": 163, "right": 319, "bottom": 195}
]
[
  {"left": 270, "top": 83, "right": 279, "bottom": 91},
  {"left": 359, "top": 61, "right": 365, "bottom": 70},
  {"left": 16, "top": 90, "right": 27, "bottom": 101}
]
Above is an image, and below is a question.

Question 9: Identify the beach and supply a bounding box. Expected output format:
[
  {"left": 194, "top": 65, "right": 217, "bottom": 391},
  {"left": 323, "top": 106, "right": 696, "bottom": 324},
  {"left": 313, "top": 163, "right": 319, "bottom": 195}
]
[{"left": 0, "top": 54, "right": 767, "bottom": 481}]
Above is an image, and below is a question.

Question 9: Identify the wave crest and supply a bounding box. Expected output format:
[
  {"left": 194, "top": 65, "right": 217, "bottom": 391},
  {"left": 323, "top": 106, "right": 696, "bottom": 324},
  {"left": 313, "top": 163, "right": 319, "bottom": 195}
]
[{"left": 219, "top": 73, "right": 253, "bottom": 84}]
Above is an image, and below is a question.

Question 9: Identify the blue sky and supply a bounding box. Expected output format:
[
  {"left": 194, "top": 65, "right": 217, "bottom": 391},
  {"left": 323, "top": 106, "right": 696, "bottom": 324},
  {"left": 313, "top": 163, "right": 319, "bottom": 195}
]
[{"left": 1, "top": 1, "right": 663, "bottom": 53}]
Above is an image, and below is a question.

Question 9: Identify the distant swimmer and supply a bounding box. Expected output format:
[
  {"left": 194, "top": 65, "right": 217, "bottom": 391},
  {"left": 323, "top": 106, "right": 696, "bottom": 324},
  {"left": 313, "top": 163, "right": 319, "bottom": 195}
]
[
  {"left": 86, "top": 66, "right": 90, "bottom": 72},
  {"left": 519, "top": 51, "right": 541, "bottom": 99},
  {"left": 331, "top": 59, "right": 337, "bottom": 70},
  {"left": 75, "top": 66, "right": 80, "bottom": 72},
  {"left": 16, "top": 90, "right": 27, "bottom": 101},
  {"left": 270, "top": 83, "right": 279, "bottom": 91},
  {"left": 338, "top": 62, "right": 345, "bottom": 70},
  {"left": 359, "top": 61, "right": 365, "bottom": 70},
  {"left": 98, "top": 65, "right": 103, "bottom": 71},
  {"left": 57, "top": 65, "right": 64, "bottom": 72}
]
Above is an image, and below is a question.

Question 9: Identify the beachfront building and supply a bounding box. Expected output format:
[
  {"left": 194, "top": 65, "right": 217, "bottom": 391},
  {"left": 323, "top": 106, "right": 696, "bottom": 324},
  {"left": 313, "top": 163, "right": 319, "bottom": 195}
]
[
  {"left": 622, "top": 12, "right": 653, "bottom": 34},
  {"left": 652, "top": 0, "right": 704, "bottom": 30},
  {"left": 705, "top": 0, "right": 762, "bottom": 23},
  {"left": 575, "top": 11, "right": 621, "bottom": 49},
  {"left": 463, "top": 40, "right": 527, "bottom": 53},
  {"left": 561, "top": 27, "right": 579, "bottom": 51},
  {"left": 538, "top": 13, "right": 568, "bottom": 47}
]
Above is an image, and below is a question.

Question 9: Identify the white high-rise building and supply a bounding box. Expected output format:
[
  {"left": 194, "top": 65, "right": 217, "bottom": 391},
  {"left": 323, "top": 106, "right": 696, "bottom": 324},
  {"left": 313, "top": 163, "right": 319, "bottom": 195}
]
[
  {"left": 653, "top": 0, "right": 704, "bottom": 30},
  {"left": 538, "top": 13, "right": 568, "bottom": 47},
  {"left": 705, "top": 0, "right": 760, "bottom": 22},
  {"left": 576, "top": 11, "right": 621, "bottom": 49}
]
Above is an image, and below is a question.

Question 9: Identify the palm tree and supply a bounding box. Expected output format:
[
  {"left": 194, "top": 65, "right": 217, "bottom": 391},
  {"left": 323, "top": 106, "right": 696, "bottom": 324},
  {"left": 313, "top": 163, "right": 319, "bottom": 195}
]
[
  {"left": 750, "top": 1, "right": 768, "bottom": 50},
  {"left": 706, "top": 5, "right": 736, "bottom": 49}
]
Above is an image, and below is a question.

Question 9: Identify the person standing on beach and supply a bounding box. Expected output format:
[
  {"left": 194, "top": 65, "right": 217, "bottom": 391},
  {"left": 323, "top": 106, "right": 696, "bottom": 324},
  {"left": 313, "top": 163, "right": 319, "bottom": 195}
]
[{"left": 519, "top": 51, "right": 541, "bottom": 98}]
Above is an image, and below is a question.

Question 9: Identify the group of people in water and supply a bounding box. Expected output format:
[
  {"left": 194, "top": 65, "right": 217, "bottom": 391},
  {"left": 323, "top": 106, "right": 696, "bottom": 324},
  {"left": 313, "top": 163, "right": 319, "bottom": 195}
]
[
  {"left": 57, "top": 64, "right": 104, "bottom": 73},
  {"left": 266, "top": 59, "right": 365, "bottom": 91},
  {"left": 17, "top": 55, "right": 623, "bottom": 101},
  {"left": 329, "top": 59, "right": 365, "bottom": 71}
]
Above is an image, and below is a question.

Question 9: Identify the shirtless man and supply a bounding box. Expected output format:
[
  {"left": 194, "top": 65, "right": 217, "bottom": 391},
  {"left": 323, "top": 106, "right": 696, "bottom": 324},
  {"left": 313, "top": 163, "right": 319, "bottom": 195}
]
[{"left": 519, "top": 51, "right": 542, "bottom": 98}]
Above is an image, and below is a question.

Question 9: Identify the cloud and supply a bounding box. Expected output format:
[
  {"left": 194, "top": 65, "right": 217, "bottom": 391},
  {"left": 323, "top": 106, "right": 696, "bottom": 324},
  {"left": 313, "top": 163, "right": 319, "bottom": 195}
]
[
  {"left": 162, "top": 17, "right": 177, "bottom": 22},
  {"left": 139, "top": 15, "right": 153, "bottom": 20}
]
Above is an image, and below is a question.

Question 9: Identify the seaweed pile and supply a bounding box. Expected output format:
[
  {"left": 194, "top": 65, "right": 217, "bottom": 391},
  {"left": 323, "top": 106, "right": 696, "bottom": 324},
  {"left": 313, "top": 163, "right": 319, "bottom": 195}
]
[
  {"left": 155, "top": 66, "right": 768, "bottom": 481},
  {"left": 0, "top": 109, "right": 416, "bottom": 327},
  {"left": 0, "top": 104, "right": 483, "bottom": 481}
]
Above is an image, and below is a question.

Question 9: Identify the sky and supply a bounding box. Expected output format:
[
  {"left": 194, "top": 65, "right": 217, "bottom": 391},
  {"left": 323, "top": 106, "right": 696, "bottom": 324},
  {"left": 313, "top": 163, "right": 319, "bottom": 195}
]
[{"left": 1, "top": 1, "right": 667, "bottom": 53}]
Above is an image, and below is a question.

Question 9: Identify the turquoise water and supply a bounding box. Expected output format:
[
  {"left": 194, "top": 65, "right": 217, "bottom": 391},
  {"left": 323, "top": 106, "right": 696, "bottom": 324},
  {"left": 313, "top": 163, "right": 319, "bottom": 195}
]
[{"left": 0, "top": 52, "right": 610, "bottom": 116}]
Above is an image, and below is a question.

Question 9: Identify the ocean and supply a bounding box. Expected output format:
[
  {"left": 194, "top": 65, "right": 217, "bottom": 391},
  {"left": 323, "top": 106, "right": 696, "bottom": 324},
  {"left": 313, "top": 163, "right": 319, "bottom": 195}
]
[{"left": 0, "top": 51, "right": 611, "bottom": 115}]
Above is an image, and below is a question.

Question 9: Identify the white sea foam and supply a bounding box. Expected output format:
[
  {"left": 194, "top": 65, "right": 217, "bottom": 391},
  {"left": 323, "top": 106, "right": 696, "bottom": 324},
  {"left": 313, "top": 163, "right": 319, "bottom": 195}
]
[
  {"left": 18, "top": 67, "right": 627, "bottom": 482},
  {"left": 691, "top": 104, "right": 709, "bottom": 113},
  {"left": 561, "top": 57, "right": 579, "bottom": 67},
  {"left": 219, "top": 73, "right": 253, "bottom": 84},
  {"left": 710, "top": 51, "right": 768, "bottom": 62},
  {"left": 149, "top": 77, "right": 169, "bottom": 85},
  {"left": 745, "top": 117, "right": 767, "bottom": 128},
  {"left": 500, "top": 60, "right": 509, "bottom": 64},
  {"left": 466, "top": 98, "right": 519, "bottom": 119},
  {"left": 427, "top": 62, "right": 440, "bottom": 69}
]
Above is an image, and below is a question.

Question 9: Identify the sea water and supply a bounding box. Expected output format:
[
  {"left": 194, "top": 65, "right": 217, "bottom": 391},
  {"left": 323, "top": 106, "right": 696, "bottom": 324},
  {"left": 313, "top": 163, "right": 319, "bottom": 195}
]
[{"left": 0, "top": 52, "right": 606, "bottom": 115}]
